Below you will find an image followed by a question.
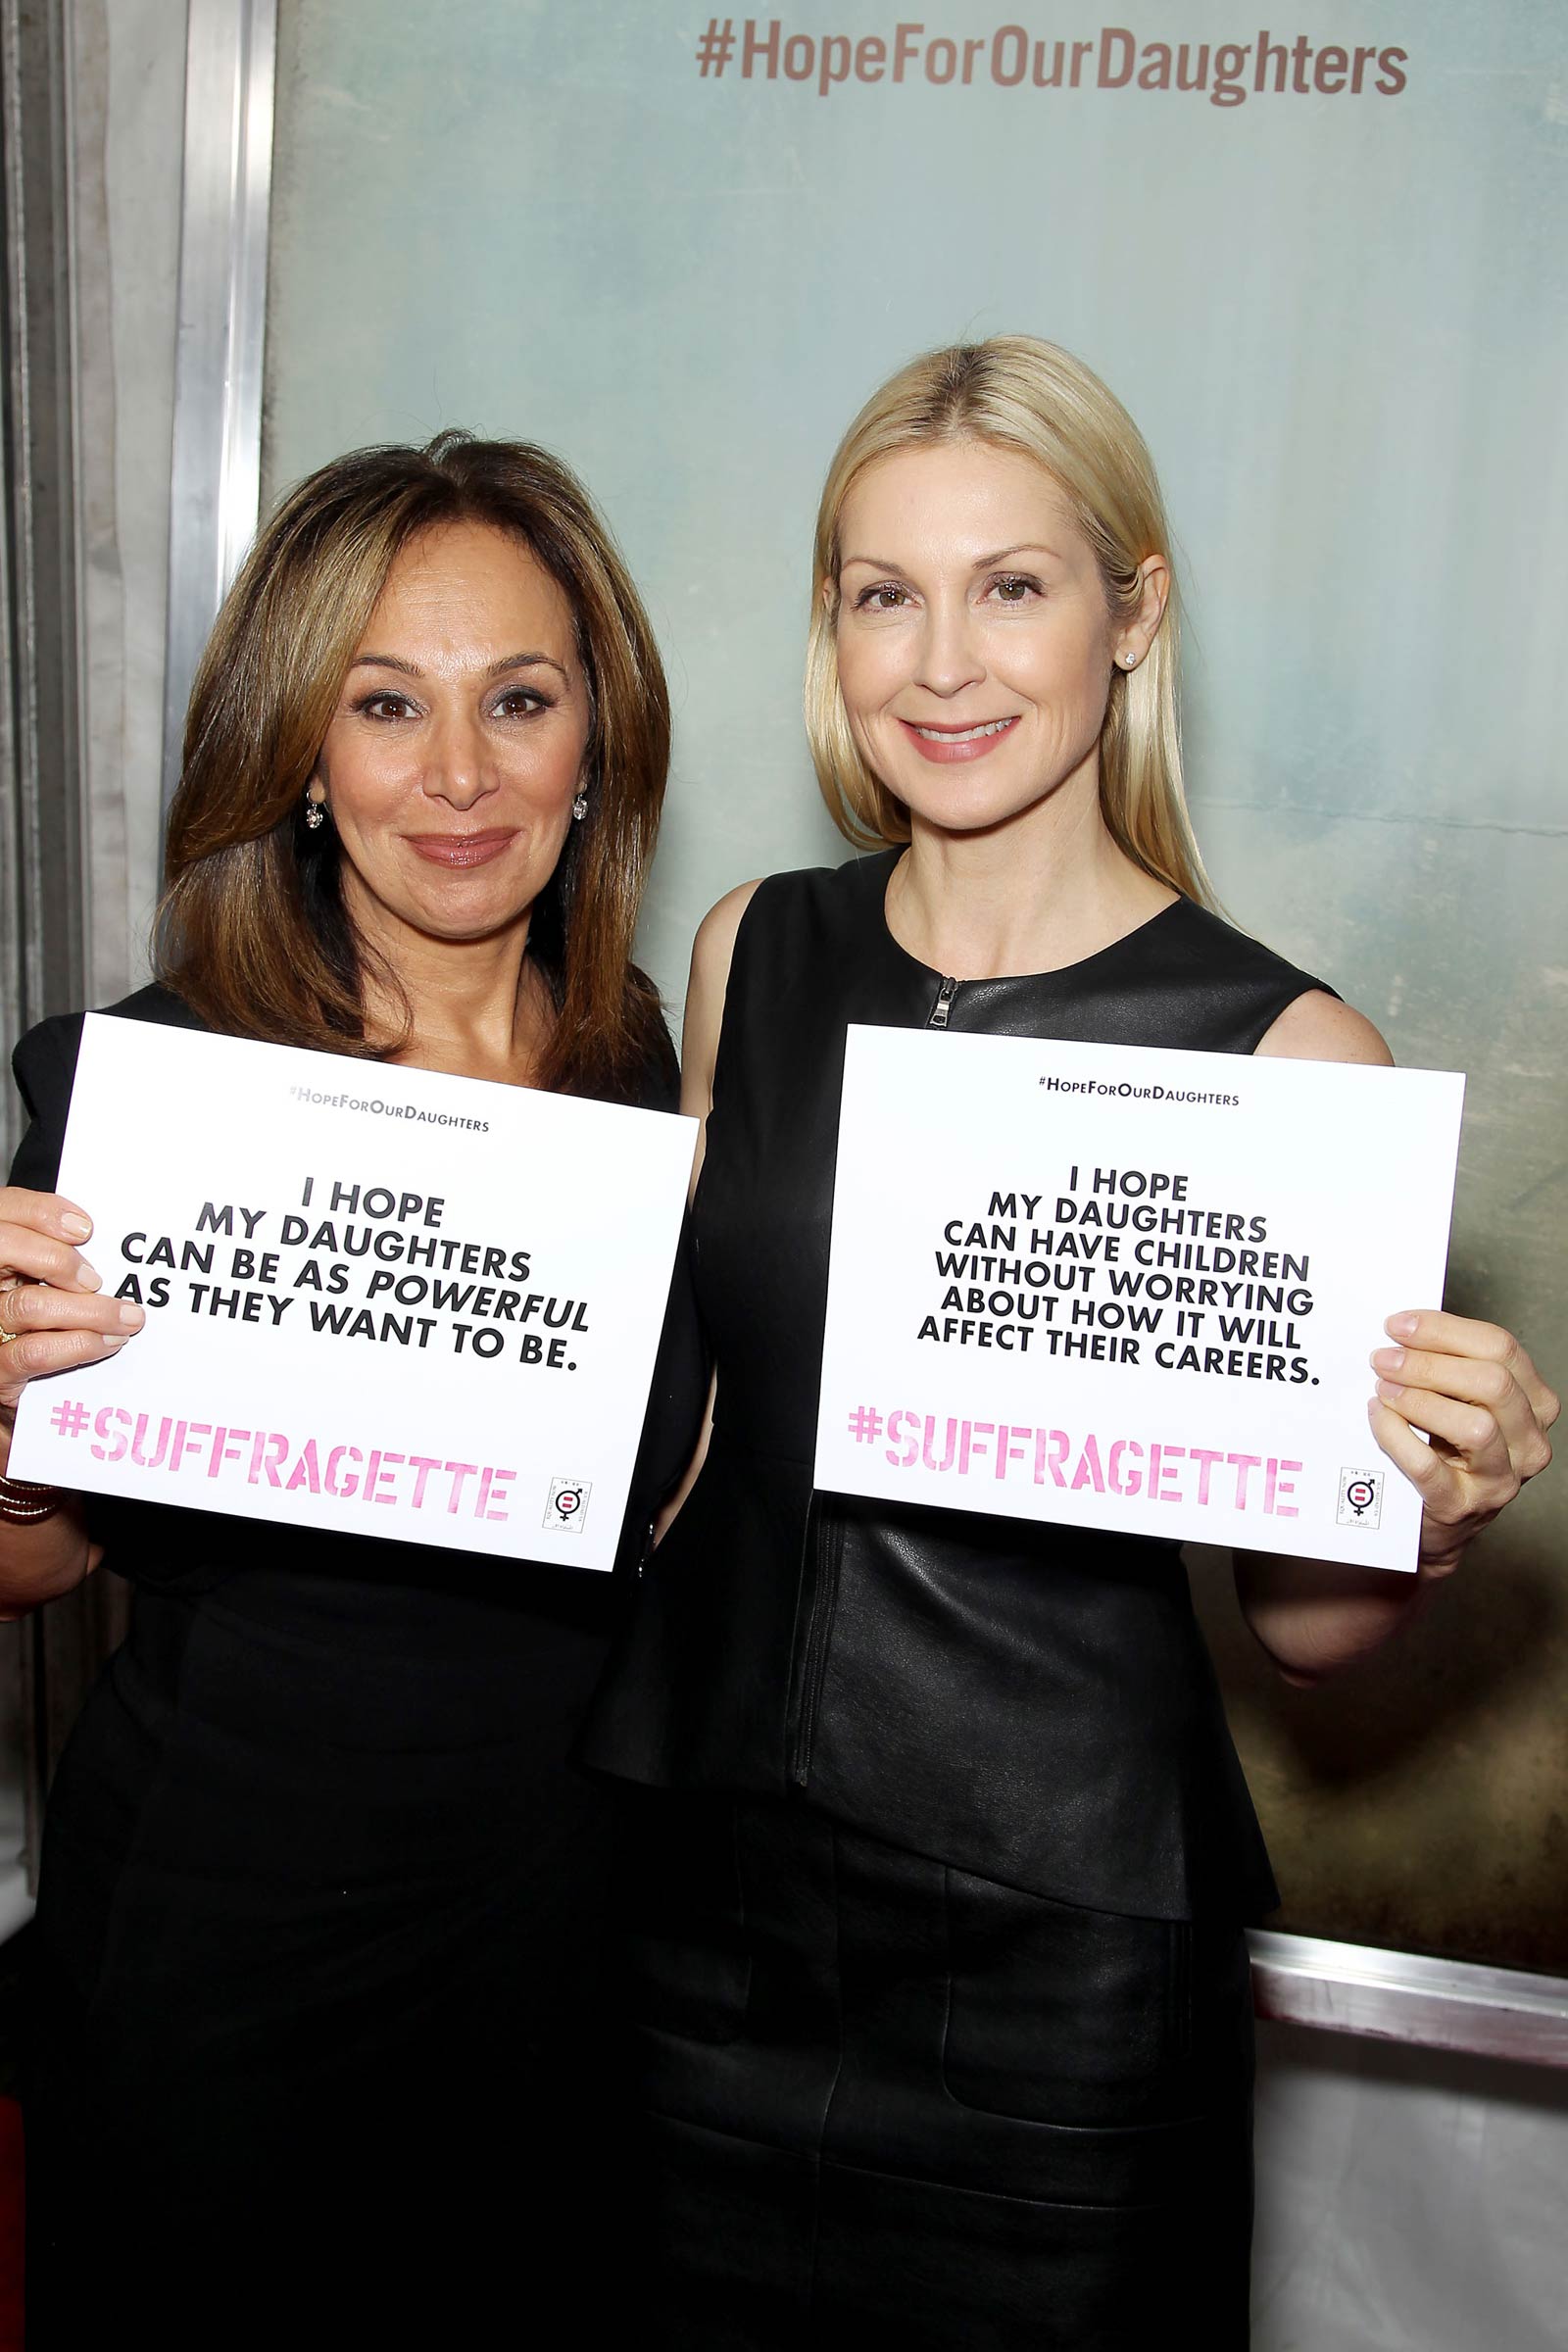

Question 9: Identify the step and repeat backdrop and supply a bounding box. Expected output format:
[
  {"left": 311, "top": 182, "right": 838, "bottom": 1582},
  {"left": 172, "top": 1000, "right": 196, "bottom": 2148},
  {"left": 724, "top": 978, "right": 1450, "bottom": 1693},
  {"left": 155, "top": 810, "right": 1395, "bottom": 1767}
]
[{"left": 264, "top": 0, "right": 1566, "bottom": 1971}]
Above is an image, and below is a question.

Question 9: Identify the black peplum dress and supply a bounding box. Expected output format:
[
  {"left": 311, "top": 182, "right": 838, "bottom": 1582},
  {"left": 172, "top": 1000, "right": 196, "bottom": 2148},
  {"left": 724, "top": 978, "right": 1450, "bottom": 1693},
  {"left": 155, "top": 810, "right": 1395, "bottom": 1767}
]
[
  {"left": 9, "top": 983, "right": 705, "bottom": 2348},
  {"left": 581, "top": 850, "right": 1331, "bottom": 2349}
]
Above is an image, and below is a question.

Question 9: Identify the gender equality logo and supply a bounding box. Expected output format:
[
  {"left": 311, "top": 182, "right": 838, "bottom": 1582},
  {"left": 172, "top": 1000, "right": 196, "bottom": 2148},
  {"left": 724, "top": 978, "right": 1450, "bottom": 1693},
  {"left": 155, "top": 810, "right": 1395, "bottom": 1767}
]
[
  {"left": 1337, "top": 1467, "right": 1384, "bottom": 1529},
  {"left": 544, "top": 1476, "right": 592, "bottom": 1532}
]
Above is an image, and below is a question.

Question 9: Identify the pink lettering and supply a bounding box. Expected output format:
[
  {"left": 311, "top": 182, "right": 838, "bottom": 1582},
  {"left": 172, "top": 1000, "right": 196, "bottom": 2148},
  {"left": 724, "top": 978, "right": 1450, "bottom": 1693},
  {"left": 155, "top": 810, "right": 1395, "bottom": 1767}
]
[
  {"left": 995, "top": 1425, "right": 1030, "bottom": 1480},
  {"left": 1034, "top": 1428, "right": 1070, "bottom": 1487},
  {"left": 1189, "top": 1446, "right": 1224, "bottom": 1505},
  {"left": 284, "top": 1439, "right": 322, "bottom": 1494},
  {"left": 1069, "top": 1435, "right": 1106, "bottom": 1494},
  {"left": 476, "top": 1466, "right": 515, "bottom": 1523},
  {"left": 1106, "top": 1438, "right": 1143, "bottom": 1497},
  {"left": 91, "top": 1405, "right": 130, "bottom": 1464},
  {"left": 444, "top": 1461, "right": 479, "bottom": 1514},
  {"left": 1227, "top": 1452, "right": 1262, "bottom": 1509},
  {"left": 957, "top": 1420, "right": 994, "bottom": 1475},
  {"left": 1265, "top": 1457, "right": 1300, "bottom": 1517},
  {"left": 208, "top": 1426, "right": 250, "bottom": 1478},
  {"left": 363, "top": 1449, "right": 406, "bottom": 1506},
  {"left": 248, "top": 1431, "right": 289, "bottom": 1486},
  {"left": 324, "top": 1444, "right": 363, "bottom": 1499},
  {"left": 1149, "top": 1444, "right": 1185, "bottom": 1503}
]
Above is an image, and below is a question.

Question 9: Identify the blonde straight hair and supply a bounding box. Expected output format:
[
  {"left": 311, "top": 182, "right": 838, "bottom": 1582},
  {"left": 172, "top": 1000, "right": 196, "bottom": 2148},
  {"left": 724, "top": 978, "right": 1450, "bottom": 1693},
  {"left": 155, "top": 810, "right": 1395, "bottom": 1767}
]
[{"left": 805, "top": 337, "right": 1213, "bottom": 905}]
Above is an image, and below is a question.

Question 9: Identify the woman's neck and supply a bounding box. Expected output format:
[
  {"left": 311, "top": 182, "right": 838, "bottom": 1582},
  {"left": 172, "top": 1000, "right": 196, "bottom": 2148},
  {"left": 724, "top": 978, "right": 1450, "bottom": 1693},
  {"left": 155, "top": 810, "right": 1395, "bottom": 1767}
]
[
  {"left": 356, "top": 906, "right": 547, "bottom": 1085},
  {"left": 886, "top": 779, "right": 1176, "bottom": 982}
]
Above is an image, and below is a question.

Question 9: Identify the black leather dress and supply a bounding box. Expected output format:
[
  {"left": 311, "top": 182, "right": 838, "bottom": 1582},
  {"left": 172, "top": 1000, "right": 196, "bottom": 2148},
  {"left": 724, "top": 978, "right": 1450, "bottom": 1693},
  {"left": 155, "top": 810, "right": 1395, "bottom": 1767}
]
[
  {"left": 10, "top": 984, "right": 704, "bottom": 2349},
  {"left": 583, "top": 852, "right": 1329, "bottom": 2348}
]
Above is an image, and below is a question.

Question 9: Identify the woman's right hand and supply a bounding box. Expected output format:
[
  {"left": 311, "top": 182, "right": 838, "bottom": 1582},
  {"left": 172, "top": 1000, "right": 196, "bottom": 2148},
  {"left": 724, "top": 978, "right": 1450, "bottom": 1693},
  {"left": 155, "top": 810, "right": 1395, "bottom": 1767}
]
[{"left": 0, "top": 1189, "right": 143, "bottom": 1421}]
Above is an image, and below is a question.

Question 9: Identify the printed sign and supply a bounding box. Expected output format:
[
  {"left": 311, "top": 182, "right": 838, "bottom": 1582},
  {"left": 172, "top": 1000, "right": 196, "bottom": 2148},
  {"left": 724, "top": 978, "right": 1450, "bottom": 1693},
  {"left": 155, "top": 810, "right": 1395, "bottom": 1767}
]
[
  {"left": 8, "top": 1017, "right": 697, "bottom": 1571},
  {"left": 815, "top": 1027, "right": 1465, "bottom": 1572}
]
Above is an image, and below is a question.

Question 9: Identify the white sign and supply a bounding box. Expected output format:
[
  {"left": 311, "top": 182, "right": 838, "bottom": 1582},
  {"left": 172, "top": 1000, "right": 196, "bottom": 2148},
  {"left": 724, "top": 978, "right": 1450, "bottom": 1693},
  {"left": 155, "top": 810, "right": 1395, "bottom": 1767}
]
[
  {"left": 9, "top": 1017, "right": 697, "bottom": 1572},
  {"left": 815, "top": 1028, "right": 1465, "bottom": 1574}
]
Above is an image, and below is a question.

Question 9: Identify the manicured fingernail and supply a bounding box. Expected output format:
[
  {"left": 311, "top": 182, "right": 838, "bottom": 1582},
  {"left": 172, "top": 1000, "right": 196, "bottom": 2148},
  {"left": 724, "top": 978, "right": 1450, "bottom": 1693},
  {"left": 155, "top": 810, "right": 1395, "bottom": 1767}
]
[
  {"left": 60, "top": 1212, "right": 91, "bottom": 1240},
  {"left": 1375, "top": 1378, "right": 1404, "bottom": 1401},
  {"left": 1371, "top": 1347, "right": 1406, "bottom": 1374},
  {"left": 100, "top": 1335, "right": 128, "bottom": 1350},
  {"left": 1385, "top": 1312, "right": 1419, "bottom": 1340},
  {"left": 75, "top": 1261, "right": 102, "bottom": 1292},
  {"left": 117, "top": 1302, "right": 144, "bottom": 1330}
]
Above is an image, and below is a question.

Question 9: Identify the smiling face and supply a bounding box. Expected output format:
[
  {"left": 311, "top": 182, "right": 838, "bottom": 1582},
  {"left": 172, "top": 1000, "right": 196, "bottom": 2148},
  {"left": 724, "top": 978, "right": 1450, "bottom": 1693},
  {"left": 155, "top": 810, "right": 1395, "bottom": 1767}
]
[
  {"left": 833, "top": 439, "right": 1141, "bottom": 838},
  {"left": 312, "top": 518, "right": 591, "bottom": 961}
]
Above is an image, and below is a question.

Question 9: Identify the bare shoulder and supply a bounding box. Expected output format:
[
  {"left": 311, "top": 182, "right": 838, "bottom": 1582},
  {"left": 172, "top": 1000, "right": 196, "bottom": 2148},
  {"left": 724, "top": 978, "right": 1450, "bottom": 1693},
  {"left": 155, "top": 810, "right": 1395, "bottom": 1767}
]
[
  {"left": 689, "top": 878, "right": 764, "bottom": 997},
  {"left": 1254, "top": 989, "right": 1394, "bottom": 1067},
  {"left": 681, "top": 880, "right": 764, "bottom": 1121}
]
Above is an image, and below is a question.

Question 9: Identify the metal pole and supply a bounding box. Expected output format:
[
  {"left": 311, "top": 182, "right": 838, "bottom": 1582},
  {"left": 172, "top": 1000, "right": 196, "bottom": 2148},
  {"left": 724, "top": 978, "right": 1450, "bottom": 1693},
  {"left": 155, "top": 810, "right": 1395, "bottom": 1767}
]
[{"left": 159, "top": 0, "right": 275, "bottom": 820}]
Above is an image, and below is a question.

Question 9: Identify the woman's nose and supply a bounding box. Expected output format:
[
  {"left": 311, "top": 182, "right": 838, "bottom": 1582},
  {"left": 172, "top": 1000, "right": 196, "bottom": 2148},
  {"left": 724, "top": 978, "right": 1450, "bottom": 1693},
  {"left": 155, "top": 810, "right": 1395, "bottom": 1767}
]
[
  {"left": 914, "top": 599, "right": 985, "bottom": 698},
  {"left": 425, "top": 710, "right": 490, "bottom": 808}
]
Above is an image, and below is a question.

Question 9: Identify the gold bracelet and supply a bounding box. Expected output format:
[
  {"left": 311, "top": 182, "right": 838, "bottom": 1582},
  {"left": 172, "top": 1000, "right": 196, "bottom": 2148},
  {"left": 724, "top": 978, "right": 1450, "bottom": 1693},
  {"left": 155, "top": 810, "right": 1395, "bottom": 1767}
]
[{"left": 0, "top": 1473, "right": 66, "bottom": 1526}]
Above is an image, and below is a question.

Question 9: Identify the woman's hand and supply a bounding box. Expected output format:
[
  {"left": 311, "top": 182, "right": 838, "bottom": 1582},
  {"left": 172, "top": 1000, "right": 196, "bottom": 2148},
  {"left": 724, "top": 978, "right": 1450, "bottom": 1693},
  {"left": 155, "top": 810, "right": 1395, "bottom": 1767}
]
[
  {"left": 1369, "top": 1310, "right": 1558, "bottom": 1575},
  {"left": 0, "top": 1189, "right": 142, "bottom": 1422},
  {"left": 1237, "top": 1312, "right": 1556, "bottom": 1685}
]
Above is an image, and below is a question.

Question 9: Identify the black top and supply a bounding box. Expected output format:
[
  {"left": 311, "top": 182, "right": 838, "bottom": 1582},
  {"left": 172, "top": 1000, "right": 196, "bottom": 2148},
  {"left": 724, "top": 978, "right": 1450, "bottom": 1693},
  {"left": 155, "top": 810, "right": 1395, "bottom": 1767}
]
[
  {"left": 583, "top": 851, "right": 1333, "bottom": 1922},
  {"left": 11, "top": 982, "right": 708, "bottom": 2337},
  {"left": 10, "top": 980, "right": 705, "bottom": 1711}
]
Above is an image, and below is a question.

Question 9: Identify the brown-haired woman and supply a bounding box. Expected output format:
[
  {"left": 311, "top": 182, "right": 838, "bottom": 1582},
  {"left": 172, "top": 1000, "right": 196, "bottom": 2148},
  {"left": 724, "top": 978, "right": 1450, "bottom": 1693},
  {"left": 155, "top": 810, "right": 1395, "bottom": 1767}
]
[{"left": 0, "top": 435, "right": 701, "bottom": 2346}]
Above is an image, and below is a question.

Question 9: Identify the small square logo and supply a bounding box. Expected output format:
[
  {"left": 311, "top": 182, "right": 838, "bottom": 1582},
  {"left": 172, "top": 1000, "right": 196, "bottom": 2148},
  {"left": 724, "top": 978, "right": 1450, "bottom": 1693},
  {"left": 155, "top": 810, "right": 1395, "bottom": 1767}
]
[
  {"left": 1337, "top": 1467, "right": 1384, "bottom": 1529},
  {"left": 543, "top": 1477, "right": 592, "bottom": 1533}
]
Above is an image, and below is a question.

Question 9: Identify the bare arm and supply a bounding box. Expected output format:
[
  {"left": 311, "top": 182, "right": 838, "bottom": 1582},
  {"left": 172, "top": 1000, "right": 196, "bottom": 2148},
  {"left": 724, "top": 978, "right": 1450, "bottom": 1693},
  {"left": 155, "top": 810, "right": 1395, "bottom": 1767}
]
[
  {"left": 650, "top": 881, "right": 760, "bottom": 1542},
  {"left": 1231, "top": 993, "right": 1556, "bottom": 1683}
]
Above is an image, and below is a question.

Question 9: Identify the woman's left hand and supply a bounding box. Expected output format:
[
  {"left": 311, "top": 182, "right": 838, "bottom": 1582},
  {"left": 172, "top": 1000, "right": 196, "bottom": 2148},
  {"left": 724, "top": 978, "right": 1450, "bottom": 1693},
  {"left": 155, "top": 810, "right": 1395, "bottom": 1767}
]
[{"left": 1370, "top": 1311, "right": 1558, "bottom": 1574}]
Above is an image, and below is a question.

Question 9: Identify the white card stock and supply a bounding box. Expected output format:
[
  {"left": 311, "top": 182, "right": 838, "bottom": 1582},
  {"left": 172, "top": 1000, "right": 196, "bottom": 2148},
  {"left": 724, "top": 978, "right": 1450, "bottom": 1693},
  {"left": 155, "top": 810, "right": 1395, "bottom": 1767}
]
[
  {"left": 815, "top": 1027, "right": 1465, "bottom": 1573},
  {"left": 10, "top": 1017, "right": 696, "bottom": 1571}
]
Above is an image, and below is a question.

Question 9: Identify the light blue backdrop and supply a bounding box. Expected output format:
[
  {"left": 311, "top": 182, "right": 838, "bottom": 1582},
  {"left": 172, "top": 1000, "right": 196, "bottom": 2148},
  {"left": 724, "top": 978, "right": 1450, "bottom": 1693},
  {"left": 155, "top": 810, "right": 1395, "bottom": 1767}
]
[{"left": 264, "top": 0, "right": 1567, "bottom": 1969}]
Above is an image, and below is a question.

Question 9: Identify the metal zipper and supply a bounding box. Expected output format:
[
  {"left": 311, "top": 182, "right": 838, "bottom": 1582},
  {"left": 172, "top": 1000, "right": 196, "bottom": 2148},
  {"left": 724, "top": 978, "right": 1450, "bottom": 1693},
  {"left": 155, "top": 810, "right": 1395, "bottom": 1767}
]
[
  {"left": 790, "top": 1500, "right": 845, "bottom": 1788},
  {"left": 928, "top": 975, "right": 958, "bottom": 1028}
]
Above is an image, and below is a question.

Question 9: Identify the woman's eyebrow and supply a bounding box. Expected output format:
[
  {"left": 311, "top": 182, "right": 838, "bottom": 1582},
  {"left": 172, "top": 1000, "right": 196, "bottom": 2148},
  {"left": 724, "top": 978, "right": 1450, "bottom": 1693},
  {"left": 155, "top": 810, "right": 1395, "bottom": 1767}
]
[
  {"left": 347, "top": 651, "right": 569, "bottom": 679},
  {"left": 486, "top": 652, "right": 568, "bottom": 680},
  {"left": 972, "top": 542, "right": 1063, "bottom": 567},
  {"left": 839, "top": 542, "right": 1063, "bottom": 572}
]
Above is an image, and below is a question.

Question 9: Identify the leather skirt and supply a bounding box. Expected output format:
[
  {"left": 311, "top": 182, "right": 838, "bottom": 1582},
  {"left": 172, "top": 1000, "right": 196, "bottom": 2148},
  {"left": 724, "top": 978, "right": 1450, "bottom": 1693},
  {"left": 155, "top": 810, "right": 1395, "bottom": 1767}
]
[{"left": 619, "top": 1790, "right": 1256, "bottom": 2349}]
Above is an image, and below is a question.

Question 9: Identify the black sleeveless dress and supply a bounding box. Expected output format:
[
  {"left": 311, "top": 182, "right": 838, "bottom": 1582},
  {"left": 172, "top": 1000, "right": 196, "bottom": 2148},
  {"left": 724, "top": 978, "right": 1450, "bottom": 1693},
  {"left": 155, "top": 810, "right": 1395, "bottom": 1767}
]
[
  {"left": 9, "top": 983, "right": 705, "bottom": 2348},
  {"left": 582, "top": 852, "right": 1329, "bottom": 2349}
]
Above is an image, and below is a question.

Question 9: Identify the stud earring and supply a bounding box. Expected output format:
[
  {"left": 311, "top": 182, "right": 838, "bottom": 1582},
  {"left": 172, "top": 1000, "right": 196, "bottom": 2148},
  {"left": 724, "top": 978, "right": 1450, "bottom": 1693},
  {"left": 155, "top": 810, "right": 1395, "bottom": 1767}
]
[
  {"left": 571, "top": 794, "right": 588, "bottom": 822},
  {"left": 1121, "top": 651, "right": 1138, "bottom": 669},
  {"left": 304, "top": 789, "right": 327, "bottom": 831}
]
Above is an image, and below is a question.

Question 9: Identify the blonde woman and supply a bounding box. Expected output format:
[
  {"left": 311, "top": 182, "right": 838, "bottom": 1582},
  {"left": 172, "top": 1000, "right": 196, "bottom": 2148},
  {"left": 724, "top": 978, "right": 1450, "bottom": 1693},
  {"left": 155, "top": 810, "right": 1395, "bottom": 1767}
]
[
  {"left": 584, "top": 340, "right": 1556, "bottom": 2344},
  {"left": 1, "top": 436, "right": 701, "bottom": 2346}
]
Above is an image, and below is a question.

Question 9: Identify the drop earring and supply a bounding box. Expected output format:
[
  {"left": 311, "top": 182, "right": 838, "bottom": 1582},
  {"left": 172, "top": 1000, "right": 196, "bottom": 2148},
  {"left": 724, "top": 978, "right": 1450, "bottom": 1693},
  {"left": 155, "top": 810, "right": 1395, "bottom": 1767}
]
[
  {"left": 571, "top": 793, "right": 588, "bottom": 822},
  {"left": 304, "top": 786, "right": 328, "bottom": 831}
]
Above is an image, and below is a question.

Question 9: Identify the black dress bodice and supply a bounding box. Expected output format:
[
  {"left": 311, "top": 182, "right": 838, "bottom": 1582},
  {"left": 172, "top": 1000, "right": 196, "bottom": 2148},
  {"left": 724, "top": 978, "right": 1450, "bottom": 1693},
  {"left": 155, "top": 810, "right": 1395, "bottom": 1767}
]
[
  {"left": 584, "top": 851, "right": 1331, "bottom": 1921},
  {"left": 10, "top": 982, "right": 702, "bottom": 1639}
]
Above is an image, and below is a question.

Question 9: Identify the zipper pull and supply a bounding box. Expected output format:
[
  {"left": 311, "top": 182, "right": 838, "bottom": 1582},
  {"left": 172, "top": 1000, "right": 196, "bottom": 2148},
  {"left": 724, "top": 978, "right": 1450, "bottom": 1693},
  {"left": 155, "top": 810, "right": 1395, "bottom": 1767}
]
[{"left": 928, "top": 976, "right": 957, "bottom": 1030}]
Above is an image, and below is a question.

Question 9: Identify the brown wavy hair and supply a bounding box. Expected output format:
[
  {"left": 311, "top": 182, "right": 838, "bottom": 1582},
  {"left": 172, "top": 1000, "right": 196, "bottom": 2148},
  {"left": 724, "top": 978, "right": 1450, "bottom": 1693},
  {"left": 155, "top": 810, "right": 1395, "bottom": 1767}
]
[{"left": 158, "top": 434, "right": 674, "bottom": 1101}]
